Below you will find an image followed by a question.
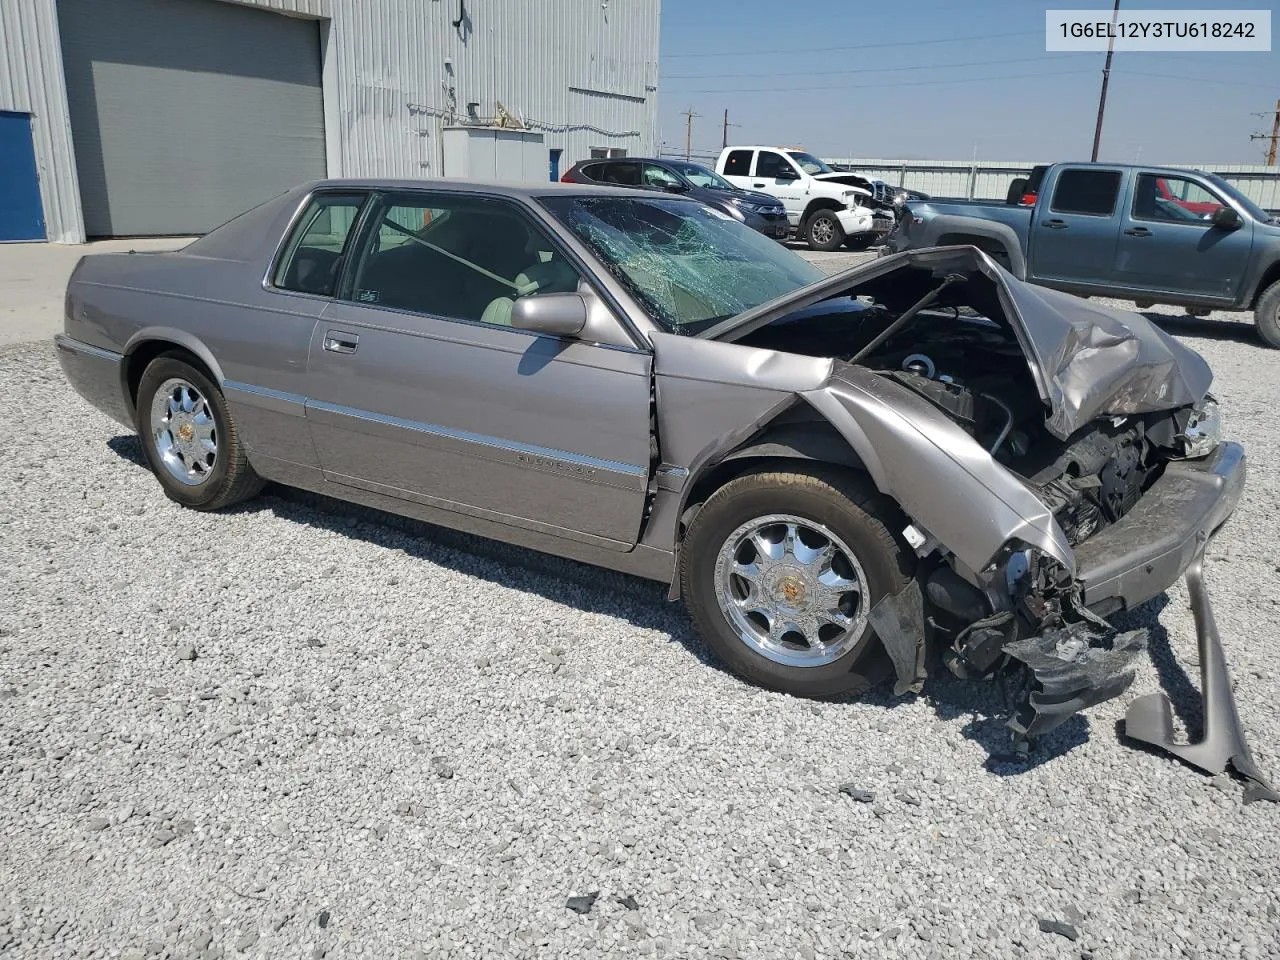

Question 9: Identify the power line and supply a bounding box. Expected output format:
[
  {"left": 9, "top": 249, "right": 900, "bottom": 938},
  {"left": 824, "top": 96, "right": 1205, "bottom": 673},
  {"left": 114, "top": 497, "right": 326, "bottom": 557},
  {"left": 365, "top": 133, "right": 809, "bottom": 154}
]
[
  {"left": 664, "top": 53, "right": 1092, "bottom": 81},
  {"left": 664, "top": 67, "right": 1097, "bottom": 96},
  {"left": 1113, "top": 70, "right": 1279, "bottom": 90},
  {"left": 663, "top": 29, "right": 1041, "bottom": 59}
]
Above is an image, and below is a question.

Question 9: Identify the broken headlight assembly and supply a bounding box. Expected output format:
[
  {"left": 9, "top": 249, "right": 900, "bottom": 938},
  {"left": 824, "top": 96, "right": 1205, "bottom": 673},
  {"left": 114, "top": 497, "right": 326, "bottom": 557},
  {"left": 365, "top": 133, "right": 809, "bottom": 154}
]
[{"left": 1180, "top": 396, "right": 1222, "bottom": 458}]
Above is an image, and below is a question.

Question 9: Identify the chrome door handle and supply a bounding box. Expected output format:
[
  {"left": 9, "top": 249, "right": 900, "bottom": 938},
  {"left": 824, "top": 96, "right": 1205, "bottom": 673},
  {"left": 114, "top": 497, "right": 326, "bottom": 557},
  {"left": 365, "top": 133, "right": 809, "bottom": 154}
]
[
  {"left": 323, "top": 331, "right": 359, "bottom": 354},
  {"left": 1042, "top": 219, "right": 1069, "bottom": 230},
  {"left": 1124, "top": 227, "right": 1152, "bottom": 237}
]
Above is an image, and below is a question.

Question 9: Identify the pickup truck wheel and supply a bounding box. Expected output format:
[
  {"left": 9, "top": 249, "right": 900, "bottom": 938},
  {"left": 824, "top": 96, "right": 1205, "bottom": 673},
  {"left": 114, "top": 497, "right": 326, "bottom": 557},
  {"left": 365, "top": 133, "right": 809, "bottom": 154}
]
[
  {"left": 680, "top": 466, "right": 914, "bottom": 699},
  {"left": 1254, "top": 280, "right": 1280, "bottom": 348},
  {"left": 136, "top": 355, "right": 265, "bottom": 511},
  {"left": 805, "top": 210, "right": 845, "bottom": 252}
]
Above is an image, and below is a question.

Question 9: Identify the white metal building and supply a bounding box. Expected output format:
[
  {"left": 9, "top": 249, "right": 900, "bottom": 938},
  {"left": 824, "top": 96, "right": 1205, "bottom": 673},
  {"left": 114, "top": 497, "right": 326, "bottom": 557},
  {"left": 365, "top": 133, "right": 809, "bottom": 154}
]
[{"left": 0, "top": 0, "right": 661, "bottom": 243}]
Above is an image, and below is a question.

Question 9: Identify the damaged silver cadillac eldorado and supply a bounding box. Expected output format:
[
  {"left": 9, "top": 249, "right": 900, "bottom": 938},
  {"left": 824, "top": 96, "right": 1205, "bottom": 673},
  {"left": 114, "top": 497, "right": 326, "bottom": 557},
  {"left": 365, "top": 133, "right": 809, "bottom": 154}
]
[{"left": 55, "top": 180, "right": 1275, "bottom": 798}]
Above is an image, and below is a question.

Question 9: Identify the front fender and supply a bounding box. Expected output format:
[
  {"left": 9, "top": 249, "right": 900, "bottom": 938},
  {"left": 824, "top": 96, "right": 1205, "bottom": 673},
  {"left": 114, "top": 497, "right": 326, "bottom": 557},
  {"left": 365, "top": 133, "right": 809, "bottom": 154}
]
[{"left": 803, "top": 365, "right": 1074, "bottom": 576}]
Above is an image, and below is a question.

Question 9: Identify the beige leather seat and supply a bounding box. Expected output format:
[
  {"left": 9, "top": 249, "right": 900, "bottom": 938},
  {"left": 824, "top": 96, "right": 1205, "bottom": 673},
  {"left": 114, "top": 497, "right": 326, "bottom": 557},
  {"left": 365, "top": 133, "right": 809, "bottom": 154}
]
[{"left": 481, "top": 255, "right": 581, "bottom": 327}]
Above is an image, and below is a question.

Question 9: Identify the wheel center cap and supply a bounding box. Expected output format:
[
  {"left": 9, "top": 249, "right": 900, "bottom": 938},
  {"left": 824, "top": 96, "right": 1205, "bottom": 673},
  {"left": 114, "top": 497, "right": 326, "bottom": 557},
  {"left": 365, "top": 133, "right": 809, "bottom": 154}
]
[
  {"left": 764, "top": 566, "right": 811, "bottom": 610},
  {"left": 177, "top": 422, "right": 195, "bottom": 444}
]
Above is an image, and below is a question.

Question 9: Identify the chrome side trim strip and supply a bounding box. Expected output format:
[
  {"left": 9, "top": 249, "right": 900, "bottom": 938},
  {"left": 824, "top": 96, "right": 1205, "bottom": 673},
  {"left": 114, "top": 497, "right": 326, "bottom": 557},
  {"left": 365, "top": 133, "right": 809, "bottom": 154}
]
[
  {"left": 222, "top": 380, "right": 308, "bottom": 418},
  {"left": 53, "top": 335, "right": 122, "bottom": 363},
  {"left": 307, "top": 397, "right": 648, "bottom": 478}
]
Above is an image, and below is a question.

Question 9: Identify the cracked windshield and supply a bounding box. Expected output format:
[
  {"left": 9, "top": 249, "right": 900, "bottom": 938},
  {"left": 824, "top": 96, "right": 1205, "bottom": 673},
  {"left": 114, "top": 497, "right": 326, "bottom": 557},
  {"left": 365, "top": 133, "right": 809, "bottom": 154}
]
[{"left": 543, "top": 195, "right": 823, "bottom": 334}]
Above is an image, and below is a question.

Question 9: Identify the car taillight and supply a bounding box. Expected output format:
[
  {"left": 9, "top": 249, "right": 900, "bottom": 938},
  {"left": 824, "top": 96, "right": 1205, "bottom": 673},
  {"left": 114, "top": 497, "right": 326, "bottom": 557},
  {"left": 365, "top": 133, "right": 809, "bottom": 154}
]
[
  {"left": 1020, "top": 193, "right": 1038, "bottom": 206},
  {"left": 560, "top": 173, "right": 576, "bottom": 183}
]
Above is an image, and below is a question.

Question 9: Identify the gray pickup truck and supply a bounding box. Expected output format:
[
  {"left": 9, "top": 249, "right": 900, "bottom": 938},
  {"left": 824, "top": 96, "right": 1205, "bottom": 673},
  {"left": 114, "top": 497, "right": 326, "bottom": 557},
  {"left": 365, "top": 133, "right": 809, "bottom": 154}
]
[{"left": 884, "top": 162, "right": 1280, "bottom": 346}]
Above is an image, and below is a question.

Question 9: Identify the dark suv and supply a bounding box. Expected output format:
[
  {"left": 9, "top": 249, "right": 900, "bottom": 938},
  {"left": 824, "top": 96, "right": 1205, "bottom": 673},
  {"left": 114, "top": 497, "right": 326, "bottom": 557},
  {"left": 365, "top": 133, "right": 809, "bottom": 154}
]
[{"left": 561, "top": 157, "right": 791, "bottom": 240}]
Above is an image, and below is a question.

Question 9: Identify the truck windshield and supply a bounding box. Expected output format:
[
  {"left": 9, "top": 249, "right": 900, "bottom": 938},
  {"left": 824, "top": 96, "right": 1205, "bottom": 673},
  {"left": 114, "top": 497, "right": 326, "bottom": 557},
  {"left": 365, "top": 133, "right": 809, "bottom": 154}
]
[
  {"left": 788, "top": 151, "right": 833, "bottom": 175},
  {"left": 540, "top": 195, "right": 824, "bottom": 335},
  {"left": 1205, "top": 174, "right": 1273, "bottom": 223}
]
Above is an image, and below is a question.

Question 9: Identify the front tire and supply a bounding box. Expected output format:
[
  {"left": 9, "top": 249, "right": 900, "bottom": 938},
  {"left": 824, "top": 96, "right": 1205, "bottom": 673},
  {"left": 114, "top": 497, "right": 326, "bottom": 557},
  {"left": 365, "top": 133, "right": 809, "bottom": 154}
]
[
  {"left": 805, "top": 210, "right": 845, "bottom": 252},
  {"left": 1254, "top": 279, "right": 1280, "bottom": 348},
  {"left": 680, "top": 467, "right": 914, "bottom": 698},
  {"left": 136, "top": 354, "right": 264, "bottom": 510}
]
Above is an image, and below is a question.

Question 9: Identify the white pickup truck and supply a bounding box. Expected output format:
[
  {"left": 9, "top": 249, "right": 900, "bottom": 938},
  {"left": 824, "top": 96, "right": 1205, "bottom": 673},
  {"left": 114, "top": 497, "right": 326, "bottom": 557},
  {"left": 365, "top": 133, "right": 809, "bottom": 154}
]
[{"left": 715, "top": 146, "right": 893, "bottom": 251}]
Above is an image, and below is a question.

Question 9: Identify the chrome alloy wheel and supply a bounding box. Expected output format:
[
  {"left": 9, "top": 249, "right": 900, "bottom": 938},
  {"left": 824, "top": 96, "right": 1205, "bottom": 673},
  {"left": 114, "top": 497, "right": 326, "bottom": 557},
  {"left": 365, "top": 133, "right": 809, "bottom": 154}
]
[
  {"left": 810, "top": 216, "right": 836, "bottom": 246},
  {"left": 150, "top": 378, "right": 217, "bottom": 486},
  {"left": 713, "top": 514, "right": 870, "bottom": 667}
]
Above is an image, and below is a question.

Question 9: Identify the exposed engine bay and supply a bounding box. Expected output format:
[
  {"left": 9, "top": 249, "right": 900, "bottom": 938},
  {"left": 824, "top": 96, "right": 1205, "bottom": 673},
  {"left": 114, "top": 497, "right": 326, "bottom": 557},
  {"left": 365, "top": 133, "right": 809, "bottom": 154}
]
[{"left": 736, "top": 262, "right": 1224, "bottom": 759}]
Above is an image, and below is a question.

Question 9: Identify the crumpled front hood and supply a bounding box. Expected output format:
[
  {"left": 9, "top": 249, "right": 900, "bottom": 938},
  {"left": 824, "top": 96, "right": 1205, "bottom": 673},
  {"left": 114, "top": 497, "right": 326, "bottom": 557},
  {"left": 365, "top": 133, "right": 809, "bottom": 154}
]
[
  {"left": 811, "top": 173, "right": 871, "bottom": 197},
  {"left": 990, "top": 257, "right": 1212, "bottom": 437},
  {"left": 709, "top": 246, "right": 1213, "bottom": 439}
]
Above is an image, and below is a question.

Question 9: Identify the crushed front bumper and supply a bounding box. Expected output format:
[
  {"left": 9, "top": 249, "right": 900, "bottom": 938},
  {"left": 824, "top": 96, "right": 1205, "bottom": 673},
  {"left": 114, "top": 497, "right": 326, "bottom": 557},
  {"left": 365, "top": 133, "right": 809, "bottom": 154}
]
[
  {"left": 1074, "top": 441, "right": 1245, "bottom": 616},
  {"left": 1000, "top": 442, "right": 1275, "bottom": 801}
]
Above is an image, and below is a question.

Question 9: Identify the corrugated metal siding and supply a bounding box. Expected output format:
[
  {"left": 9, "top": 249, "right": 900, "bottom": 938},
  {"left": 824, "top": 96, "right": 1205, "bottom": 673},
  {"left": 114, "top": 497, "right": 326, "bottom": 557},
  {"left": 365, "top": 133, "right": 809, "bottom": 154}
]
[
  {"left": 217, "top": 0, "right": 331, "bottom": 18},
  {"left": 330, "top": 0, "right": 661, "bottom": 179},
  {"left": 0, "top": 0, "right": 84, "bottom": 241},
  {"left": 827, "top": 157, "right": 1280, "bottom": 209}
]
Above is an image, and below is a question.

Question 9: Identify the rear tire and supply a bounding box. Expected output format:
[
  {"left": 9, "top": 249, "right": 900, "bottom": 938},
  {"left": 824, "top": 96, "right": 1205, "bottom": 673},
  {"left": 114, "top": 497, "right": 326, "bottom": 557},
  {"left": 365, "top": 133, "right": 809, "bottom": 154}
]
[
  {"left": 680, "top": 466, "right": 914, "bottom": 699},
  {"left": 136, "top": 354, "right": 264, "bottom": 511},
  {"left": 1254, "top": 279, "right": 1280, "bottom": 349},
  {"left": 805, "top": 210, "right": 845, "bottom": 252}
]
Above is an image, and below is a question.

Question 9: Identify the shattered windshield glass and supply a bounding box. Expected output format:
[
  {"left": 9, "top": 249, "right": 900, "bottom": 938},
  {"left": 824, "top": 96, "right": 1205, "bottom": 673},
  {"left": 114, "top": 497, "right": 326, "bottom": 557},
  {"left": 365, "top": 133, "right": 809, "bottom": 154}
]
[{"left": 540, "top": 195, "right": 824, "bottom": 335}]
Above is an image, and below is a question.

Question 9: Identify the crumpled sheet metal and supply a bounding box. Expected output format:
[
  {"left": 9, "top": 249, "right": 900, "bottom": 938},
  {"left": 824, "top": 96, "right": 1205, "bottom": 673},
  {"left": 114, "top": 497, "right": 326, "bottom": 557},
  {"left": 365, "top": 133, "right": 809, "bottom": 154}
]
[
  {"left": 1004, "top": 624, "right": 1149, "bottom": 740},
  {"left": 720, "top": 246, "right": 1214, "bottom": 442},
  {"left": 999, "top": 276, "right": 1213, "bottom": 440},
  {"left": 1124, "top": 554, "right": 1279, "bottom": 804}
]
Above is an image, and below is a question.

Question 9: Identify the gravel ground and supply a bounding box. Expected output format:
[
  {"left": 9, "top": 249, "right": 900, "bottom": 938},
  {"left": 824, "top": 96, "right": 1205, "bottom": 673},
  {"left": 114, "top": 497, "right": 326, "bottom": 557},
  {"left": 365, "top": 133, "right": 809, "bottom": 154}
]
[{"left": 2, "top": 281, "right": 1279, "bottom": 959}]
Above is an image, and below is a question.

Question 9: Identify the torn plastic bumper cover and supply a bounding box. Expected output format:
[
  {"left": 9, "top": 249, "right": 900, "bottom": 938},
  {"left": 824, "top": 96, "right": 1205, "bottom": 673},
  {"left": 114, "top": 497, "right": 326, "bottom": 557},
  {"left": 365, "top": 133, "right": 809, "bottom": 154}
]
[
  {"left": 1124, "top": 554, "right": 1279, "bottom": 804},
  {"left": 996, "top": 551, "right": 1277, "bottom": 803}
]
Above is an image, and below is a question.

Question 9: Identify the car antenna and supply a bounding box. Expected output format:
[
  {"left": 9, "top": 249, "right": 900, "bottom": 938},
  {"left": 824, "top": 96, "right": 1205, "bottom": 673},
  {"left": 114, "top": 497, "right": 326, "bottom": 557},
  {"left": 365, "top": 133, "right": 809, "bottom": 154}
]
[{"left": 849, "top": 274, "right": 965, "bottom": 365}]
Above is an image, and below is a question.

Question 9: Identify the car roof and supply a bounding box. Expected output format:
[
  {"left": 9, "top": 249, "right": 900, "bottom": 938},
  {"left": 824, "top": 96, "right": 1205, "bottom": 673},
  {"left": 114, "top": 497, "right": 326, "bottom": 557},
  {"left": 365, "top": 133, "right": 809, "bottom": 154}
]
[{"left": 300, "top": 176, "right": 680, "bottom": 200}]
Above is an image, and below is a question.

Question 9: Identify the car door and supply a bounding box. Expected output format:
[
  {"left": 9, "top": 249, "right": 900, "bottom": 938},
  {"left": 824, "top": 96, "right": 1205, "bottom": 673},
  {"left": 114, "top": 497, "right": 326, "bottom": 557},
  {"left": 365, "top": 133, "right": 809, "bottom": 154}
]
[
  {"left": 1111, "top": 172, "right": 1254, "bottom": 302},
  {"left": 228, "top": 189, "right": 368, "bottom": 470},
  {"left": 1028, "top": 167, "right": 1124, "bottom": 288},
  {"left": 303, "top": 189, "right": 653, "bottom": 550},
  {"left": 719, "top": 148, "right": 755, "bottom": 190},
  {"left": 752, "top": 150, "right": 807, "bottom": 227}
]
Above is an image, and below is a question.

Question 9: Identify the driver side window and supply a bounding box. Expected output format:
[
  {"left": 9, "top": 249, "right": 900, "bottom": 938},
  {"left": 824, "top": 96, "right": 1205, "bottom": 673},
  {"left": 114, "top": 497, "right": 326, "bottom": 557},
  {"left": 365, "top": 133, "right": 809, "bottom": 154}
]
[
  {"left": 755, "top": 151, "right": 794, "bottom": 180},
  {"left": 1132, "top": 174, "right": 1225, "bottom": 224},
  {"left": 642, "top": 164, "right": 682, "bottom": 188},
  {"left": 346, "top": 194, "right": 581, "bottom": 327}
]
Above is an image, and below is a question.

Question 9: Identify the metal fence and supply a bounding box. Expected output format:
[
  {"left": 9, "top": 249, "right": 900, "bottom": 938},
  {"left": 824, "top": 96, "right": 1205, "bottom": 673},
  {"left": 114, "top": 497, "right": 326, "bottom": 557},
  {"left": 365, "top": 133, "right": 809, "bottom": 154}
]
[{"left": 824, "top": 158, "right": 1280, "bottom": 211}]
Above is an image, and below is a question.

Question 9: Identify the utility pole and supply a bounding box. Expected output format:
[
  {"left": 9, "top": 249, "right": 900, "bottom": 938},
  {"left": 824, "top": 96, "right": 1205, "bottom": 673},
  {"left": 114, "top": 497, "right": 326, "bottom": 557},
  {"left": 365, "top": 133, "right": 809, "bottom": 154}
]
[
  {"left": 1090, "top": 0, "right": 1121, "bottom": 162},
  {"left": 1250, "top": 98, "right": 1280, "bottom": 165},
  {"left": 721, "top": 109, "right": 741, "bottom": 149},
  {"left": 681, "top": 108, "right": 699, "bottom": 160}
]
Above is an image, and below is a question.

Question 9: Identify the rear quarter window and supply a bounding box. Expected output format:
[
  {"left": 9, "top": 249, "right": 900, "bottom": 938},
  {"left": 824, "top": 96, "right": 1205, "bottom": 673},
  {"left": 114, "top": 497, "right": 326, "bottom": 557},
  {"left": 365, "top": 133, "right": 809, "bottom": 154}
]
[{"left": 723, "top": 150, "right": 753, "bottom": 176}]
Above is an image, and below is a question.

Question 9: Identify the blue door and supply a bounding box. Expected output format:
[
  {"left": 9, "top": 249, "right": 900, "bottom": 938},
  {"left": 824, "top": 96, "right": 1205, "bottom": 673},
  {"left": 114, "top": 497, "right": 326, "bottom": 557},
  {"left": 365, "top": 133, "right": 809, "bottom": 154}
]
[
  {"left": 549, "top": 149, "right": 563, "bottom": 182},
  {"left": 0, "top": 111, "right": 45, "bottom": 241}
]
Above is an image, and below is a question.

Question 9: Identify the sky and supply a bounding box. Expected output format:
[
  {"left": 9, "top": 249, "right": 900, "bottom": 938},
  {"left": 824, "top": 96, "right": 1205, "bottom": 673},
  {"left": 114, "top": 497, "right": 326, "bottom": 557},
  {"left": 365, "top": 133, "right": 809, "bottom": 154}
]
[{"left": 656, "top": 0, "right": 1279, "bottom": 165}]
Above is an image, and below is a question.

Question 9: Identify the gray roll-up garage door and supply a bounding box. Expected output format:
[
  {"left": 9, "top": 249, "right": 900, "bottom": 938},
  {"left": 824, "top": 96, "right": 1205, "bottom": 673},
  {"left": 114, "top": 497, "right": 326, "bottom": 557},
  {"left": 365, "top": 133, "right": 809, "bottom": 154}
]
[{"left": 58, "top": 0, "right": 326, "bottom": 237}]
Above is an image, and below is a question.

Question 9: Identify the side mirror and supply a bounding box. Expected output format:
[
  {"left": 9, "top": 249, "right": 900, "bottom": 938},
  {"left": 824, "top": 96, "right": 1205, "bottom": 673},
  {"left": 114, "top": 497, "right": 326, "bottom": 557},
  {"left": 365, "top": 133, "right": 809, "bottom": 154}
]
[
  {"left": 776, "top": 169, "right": 799, "bottom": 181},
  {"left": 1211, "top": 206, "right": 1241, "bottom": 229},
  {"left": 510, "top": 292, "right": 587, "bottom": 337},
  {"left": 662, "top": 181, "right": 689, "bottom": 193}
]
